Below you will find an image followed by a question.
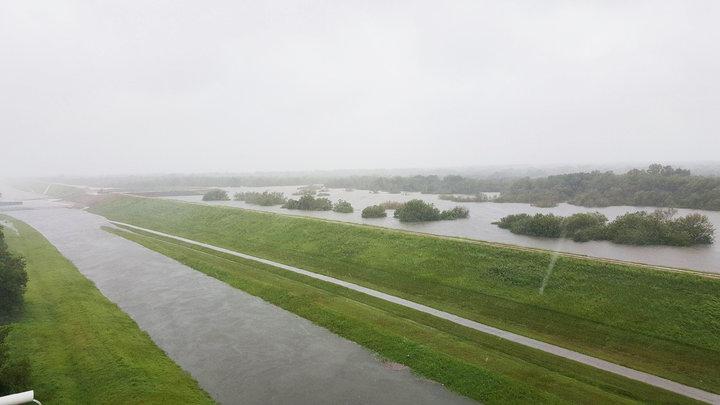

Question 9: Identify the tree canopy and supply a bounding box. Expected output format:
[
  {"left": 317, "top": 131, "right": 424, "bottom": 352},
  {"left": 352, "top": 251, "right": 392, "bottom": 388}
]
[
  {"left": 234, "top": 191, "right": 286, "bottom": 206},
  {"left": 361, "top": 205, "right": 387, "bottom": 218},
  {"left": 332, "top": 200, "right": 354, "bottom": 213},
  {"left": 496, "top": 165, "right": 720, "bottom": 210},
  {"left": 494, "top": 209, "right": 714, "bottom": 246},
  {"left": 282, "top": 195, "right": 332, "bottom": 211},
  {"left": 202, "top": 189, "right": 230, "bottom": 201}
]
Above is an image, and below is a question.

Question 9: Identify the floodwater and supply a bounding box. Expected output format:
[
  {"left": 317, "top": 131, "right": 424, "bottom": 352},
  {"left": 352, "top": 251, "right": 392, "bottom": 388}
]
[
  {"left": 165, "top": 186, "right": 720, "bottom": 274},
  {"left": 3, "top": 200, "right": 472, "bottom": 405}
]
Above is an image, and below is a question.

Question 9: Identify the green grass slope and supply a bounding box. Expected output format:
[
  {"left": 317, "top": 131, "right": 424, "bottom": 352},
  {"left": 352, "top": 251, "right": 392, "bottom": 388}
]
[
  {"left": 0, "top": 215, "right": 214, "bottom": 404},
  {"left": 88, "top": 195, "right": 720, "bottom": 393},
  {"left": 107, "top": 225, "right": 697, "bottom": 404}
]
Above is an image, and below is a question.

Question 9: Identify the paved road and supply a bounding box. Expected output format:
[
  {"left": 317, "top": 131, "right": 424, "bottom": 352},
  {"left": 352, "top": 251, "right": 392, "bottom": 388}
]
[
  {"left": 109, "top": 221, "right": 720, "bottom": 404},
  {"left": 5, "top": 206, "right": 473, "bottom": 405}
]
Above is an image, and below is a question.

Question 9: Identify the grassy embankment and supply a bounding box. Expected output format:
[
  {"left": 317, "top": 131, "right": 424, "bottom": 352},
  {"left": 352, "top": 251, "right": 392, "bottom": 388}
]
[
  {"left": 107, "top": 225, "right": 695, "bottom": 404},
  {"left": 0, "top": 215, "right": 213, "bottom": 404},
  {"left": 14, "top": 182, "right": 84, "bottom": 199},
  {"left": 92, "top": 196, "right": 720, "bottom": 392},
  {"left": 89, "top": 195, "right": 720, "bottom": 394}
]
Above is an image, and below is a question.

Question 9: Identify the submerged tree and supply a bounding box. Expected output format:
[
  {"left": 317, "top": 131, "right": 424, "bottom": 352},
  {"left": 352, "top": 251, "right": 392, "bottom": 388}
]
[
  {"left": 234, "top": 191, "right": 286, "bottom": 206},
  {"left": 440, "top": 206, "right": 470, "bottom": 220},
  {"left": 494, "top": 209, "right": 714, "bottom": 246},
  {"left": 283, "top": 195, "right": 332, "bottom": 211},
  {"left": 202, "top": 189, "right": 230, "bottom": 201},
  {"left": 393, "top": 199, "right": 441, "bottom": 222},
  {"left": 361, "top": 205, "right": 387, "bottom": 218},
  {"left": 332, "top": 200, "right": 354, "bottom": 213}
]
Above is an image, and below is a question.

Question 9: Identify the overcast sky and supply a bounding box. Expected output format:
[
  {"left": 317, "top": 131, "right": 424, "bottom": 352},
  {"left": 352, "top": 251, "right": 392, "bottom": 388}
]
[{"left": 1, "top": 1, "right": 718, "bottom": 176}]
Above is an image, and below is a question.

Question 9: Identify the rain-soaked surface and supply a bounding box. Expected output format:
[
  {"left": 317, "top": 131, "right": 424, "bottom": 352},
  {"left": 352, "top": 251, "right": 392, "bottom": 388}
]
[
  {"left": 0, "top": 193, "right": 473, "bottom": 404},
  {"left": 165, "top": 186, "right": 720, "bottom": 274}
]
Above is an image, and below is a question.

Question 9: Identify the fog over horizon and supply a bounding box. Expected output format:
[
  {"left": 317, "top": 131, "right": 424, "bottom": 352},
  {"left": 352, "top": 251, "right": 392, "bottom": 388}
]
[{"left": 2, "top": 1, "right": 719, "bottom": 177}]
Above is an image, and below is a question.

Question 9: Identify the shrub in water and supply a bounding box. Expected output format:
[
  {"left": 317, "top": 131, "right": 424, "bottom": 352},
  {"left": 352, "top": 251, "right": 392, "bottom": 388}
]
[
  {"left": 393, "top": 199, "right": 441, "bottom": 222},
  {"left": 333, "top": 200, "right": 354, "bottom": 213},
  {"left": 361, "top": 205, "right": 387, "bottom": 218},
  {"left": 202, "top": 189, "right": 229, "bottom": 201}
]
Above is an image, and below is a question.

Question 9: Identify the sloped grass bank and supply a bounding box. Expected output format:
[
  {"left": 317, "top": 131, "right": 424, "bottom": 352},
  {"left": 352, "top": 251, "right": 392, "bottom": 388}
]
[
  {"left": 89, "top": 195, "right": 720, "bottom": 393},
  {"left": 0, "top": 215, "right": 213, "bottom": 404},
  {"left": 107, "top": 225, "right": 696, "bottom": 404}
]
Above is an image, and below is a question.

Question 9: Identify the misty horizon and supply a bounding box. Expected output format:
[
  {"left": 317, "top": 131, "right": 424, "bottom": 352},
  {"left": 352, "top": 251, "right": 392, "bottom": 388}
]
[{"left": 3, "top": 1, "right": 719, "bottom": 177}]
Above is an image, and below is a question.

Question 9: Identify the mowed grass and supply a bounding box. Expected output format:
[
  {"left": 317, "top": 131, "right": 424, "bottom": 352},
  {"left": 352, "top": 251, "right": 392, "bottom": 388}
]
[
  {"left": 0, "top": 215, "right": 214, "bottom": 404},
  {"left": 89, "top": 195, "right": 720, "bottom": 393},
  {"left": 107, "top": 225, "right": 696, "bottom": 404}
]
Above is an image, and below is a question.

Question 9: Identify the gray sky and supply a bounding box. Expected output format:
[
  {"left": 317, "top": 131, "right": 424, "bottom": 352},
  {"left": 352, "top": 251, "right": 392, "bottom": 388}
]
[{"left": 1, "top": 1, "right": 718, "bottom": 176}]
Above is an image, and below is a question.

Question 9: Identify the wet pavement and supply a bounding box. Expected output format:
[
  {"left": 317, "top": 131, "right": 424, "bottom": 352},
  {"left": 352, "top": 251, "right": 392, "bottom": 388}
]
[{"left": 3, "top": 202, "right": 473, "bottom": 404}]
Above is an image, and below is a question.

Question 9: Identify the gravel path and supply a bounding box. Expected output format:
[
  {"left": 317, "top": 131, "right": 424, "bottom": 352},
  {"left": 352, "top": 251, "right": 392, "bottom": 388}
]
[
  {"left": 109, "top": 220, "right": 720, "bottom": 404},
  {"left": 6, "top": 206, "right": 473, "bottom": 405}
]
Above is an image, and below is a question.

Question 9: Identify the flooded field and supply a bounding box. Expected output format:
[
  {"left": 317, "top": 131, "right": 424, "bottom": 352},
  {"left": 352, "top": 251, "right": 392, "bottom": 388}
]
[{"left": 164, "top": 186, "right": 720, "bottom": 274}]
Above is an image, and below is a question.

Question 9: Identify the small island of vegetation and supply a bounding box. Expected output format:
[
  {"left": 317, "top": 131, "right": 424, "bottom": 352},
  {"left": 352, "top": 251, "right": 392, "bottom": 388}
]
[
  {"left": 393, "top": 199, "right": 469, "bottom": 222},
  {"left": 495, "top": 209, "right": 714, "bottom": 246},
  {"left": 282, "top": 195, "right": 333, "bottom": 211},
  {"left": 202, "top": 189, "right": 230, "bottom": 201},
  {"left": 379, "top": 201, "right": 405, "bottom": 210},
  {"left": 332, "top": 200, "right": 353, "bottom": 213},
  {"left": 361, "top": 205, "right": 387, "bottom": 218},
  {"left": 234, "top": 191, "right": 287, "bottom": 206}
]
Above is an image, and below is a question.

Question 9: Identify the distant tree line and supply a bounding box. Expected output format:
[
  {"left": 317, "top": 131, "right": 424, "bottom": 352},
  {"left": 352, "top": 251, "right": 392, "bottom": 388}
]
[
  {"left": 62, "top": 163, "right": 720, "bottom": 211},
  {"left": 438, "top": 194, "right": 492, "bottom": 203},
  {"left": 324, "top": 175, "right": 508, "bottom": 194},
  {"left": 496, "top": 165, "right": 720, "bottom": 210},
  {"left": 495, "top": 209, "right": 714, "bottom": 246}
]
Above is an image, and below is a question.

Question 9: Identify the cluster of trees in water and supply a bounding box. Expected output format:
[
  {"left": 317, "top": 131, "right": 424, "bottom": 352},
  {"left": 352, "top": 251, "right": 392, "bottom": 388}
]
[
  {"left": 495, "top": 209, "right": 715, "bottom": 246},
  {"left": 361, "top": 199, "right": 469, "bottom": 222},
  {"left": 58, "top": 162, "right": 720, "bottom": 215},
  {"left": 212, "top": 189, "right": 471, "bottom": 222},
  {"left": 201, "top": 164, "right": 720, "bottom": 211},
  {"left": 282, "top": 195, "right": 355, "bottom": 213},
  {"left": 202, "top": 189, "right": 230, "bottom": 201},
  {"left": 496, "top": 165, "right": 720, "bottom": 210},
  {"left": 204, "top": 189, "right": 355, "bottom": 213},
  {"left": 234, "top": 191, "right": 286, "bottom": 206},
  {"left": 361, "top": 205, "right": 387, "bottom": 218}
]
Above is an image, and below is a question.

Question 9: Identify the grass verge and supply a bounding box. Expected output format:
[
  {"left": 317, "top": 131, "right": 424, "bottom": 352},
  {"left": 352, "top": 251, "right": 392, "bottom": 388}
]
[
  {"left": 89, "top": 195, "right": 720, "bottom": 393},
  {"left": 106, "top": 224, "right": 698, "bottom": 404},
  {"left": 0, "top": 215, "right": 214, "bottom": 404}
]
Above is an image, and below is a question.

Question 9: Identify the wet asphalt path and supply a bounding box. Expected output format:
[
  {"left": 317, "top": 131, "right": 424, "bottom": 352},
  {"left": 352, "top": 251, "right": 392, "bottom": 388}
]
[{"left": 5, "top": 206, "right": 473, "bottom": 405}]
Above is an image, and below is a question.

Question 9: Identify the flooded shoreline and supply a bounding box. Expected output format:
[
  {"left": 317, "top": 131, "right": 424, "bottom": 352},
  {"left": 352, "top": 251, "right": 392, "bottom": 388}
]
[{"left": 163, "top": 186, "right": 720, "bottom": 274}]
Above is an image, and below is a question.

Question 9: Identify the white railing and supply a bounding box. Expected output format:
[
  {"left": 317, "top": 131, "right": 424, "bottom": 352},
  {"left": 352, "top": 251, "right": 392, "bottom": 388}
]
[{"left": 0, "top": 391, "right": 41, "bottom": 405}]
